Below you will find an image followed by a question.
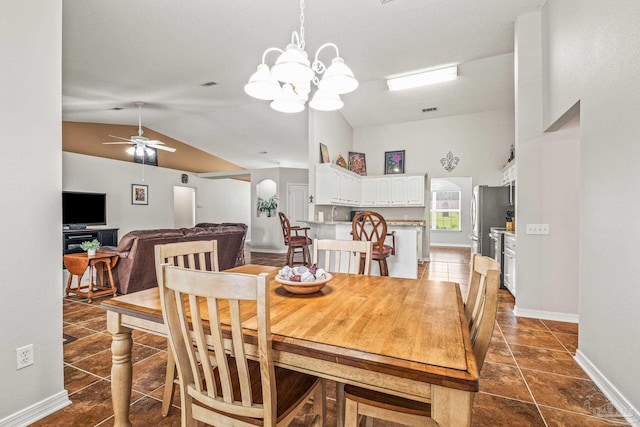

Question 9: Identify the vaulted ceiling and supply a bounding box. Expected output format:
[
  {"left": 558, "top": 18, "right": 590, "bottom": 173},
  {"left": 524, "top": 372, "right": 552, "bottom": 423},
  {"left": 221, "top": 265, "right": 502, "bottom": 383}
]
[{"left": 62, "top": 0, "right": 545, "bottom": 171}]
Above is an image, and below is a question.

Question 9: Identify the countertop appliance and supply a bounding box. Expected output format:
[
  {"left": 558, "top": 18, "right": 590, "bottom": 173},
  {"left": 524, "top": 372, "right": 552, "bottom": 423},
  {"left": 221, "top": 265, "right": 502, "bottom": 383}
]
[{"left": 470, "top": 185, "right": 512, "bottom": 256}]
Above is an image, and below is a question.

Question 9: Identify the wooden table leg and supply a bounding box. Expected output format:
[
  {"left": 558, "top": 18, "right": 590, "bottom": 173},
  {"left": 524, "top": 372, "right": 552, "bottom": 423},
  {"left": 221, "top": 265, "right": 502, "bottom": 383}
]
[
  {"left": 431, "top": 385, "right": 473, "bottom": 427},
  {"left": 105, "top": 257, "right": 118, "bottom": 297},
  {"left": 107, "top": 311, "right": 133, "bottom": 427},
  {"left": 87, "top": 264, "right": 95, "bottom": 303}
]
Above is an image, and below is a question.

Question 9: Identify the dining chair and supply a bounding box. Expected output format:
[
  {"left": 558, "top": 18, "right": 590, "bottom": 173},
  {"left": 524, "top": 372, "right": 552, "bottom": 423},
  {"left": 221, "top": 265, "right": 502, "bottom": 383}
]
[
  {"left": 154, "top": 240, "right": 219, "bottom": 417},
  {"left": 351, "top": 211, "right": 395, "bottom": 276},
  {"left": 278, "top": 212, "right": 312, "bottom": 266},
  {"left": 312, "top": 239, "right": 373, "bottom": 274},
  {"left": 157, "top": 265, "right": 325, "bottom": 426},
  {"left": 340, "top": 254, "right": 500, "bottom": 427}
]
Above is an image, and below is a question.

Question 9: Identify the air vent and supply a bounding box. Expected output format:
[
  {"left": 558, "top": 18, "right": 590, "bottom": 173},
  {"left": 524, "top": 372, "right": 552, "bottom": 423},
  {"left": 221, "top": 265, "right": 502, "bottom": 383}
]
[
  {"left": 200, "top": 81, "right": 218, "bottom": 87},
  {"left": 109, "top": 107, "right": 124, "bottom": 111},
  {"left": 422, "top": 107, "right": 438, "bottom": 113}
]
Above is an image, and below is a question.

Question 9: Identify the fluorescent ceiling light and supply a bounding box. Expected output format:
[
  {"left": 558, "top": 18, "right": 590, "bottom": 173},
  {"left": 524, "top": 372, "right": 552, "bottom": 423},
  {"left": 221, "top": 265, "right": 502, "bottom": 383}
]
[{"left": 387, "top": 65, "right": 458, "bottom": 91}]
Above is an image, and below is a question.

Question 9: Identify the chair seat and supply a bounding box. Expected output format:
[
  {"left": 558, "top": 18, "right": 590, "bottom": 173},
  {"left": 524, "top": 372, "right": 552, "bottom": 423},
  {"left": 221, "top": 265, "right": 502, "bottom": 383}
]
[
  {"left": 363, "top": 244, "right": 393, "bottom": 259},
  {"left": 289, "top": 236, "right": 312, "bottom": 246},
  {"left": 344, "top": 384, "right": 431, "bottom": 418},
  {"left": 198, "top": 357, "right": 321, "bottom": 425}
]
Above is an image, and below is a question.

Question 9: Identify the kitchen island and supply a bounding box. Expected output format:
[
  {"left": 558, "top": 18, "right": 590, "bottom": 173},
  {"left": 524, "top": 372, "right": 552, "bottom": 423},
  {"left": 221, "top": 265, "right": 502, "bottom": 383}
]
[{"left": 303, "top": 220, "right": 426, "bottom": 279}]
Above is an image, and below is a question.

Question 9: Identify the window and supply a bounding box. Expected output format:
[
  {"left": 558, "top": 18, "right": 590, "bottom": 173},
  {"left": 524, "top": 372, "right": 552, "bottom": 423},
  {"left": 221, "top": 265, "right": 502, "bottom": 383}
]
[{"left": 430, "top": 191, "right": 461, "bottom": 230}]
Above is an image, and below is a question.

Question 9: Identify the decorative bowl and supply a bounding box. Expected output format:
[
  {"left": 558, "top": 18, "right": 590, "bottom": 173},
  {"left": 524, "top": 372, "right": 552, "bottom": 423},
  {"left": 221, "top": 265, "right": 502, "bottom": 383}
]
[{"left": 274, "top": 272, "right": 332, "bottom": 294}]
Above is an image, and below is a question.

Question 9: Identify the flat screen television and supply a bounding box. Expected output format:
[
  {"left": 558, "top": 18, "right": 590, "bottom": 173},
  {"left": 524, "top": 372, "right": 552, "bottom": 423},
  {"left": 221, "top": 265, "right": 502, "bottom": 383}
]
[{"left": 62, "top": 191, "right": 107, "bottom": 227}]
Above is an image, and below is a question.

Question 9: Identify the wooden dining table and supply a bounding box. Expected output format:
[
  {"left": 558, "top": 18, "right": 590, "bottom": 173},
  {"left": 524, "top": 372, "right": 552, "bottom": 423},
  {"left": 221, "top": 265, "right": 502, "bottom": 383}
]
[{"left": 102, "top": 264, "right": 479, "bottom": 427}]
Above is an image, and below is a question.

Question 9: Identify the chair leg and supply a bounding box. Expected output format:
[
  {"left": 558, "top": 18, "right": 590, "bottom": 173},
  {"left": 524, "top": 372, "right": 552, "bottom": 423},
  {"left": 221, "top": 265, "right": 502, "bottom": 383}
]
[
  {"left": 303, "top": 245, "right": 311, "bottom": 266},
  {"left": 161, "top": 349, "right": 177, "bottom": 416},
  {"left": 336, "top": 382, "right": 345, "bottom": 427},
  {"left": 286, "top": 246, "right": 294, "bottom": 266},
  {"left": 379, "top": 259, "right": 389, "bottom": 276},
  {"left": 344, "top": 398, "right": 359, "bottom": 427}
]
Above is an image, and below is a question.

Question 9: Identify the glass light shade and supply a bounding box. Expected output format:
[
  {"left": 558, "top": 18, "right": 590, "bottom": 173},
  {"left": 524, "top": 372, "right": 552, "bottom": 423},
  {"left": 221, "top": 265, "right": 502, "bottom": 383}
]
[
  {"left": 318, "top": 57, "right": 359, "bottom": 94},
  {"left": 135, "top": 146, "right": 144, "bottom": 156},
  {"left": 309, "top": 89, "right": 343, "bottom": 111},
  {"left": 271, "top": 43, "right": 315, "bottom": 84},
  {"left": 294, "top": 80, "right": 311, "bottom": 102},
  {"left": 270, "top": 84, "right": 305, "bottom": 113},
  {"left": 244, "top": 64, "right": 281, "bottom": 101},
  {"left": 126, "top": 147, "right": 135, "bottom": 155},
  {"left": 146, "top": 147, "right": 154, "bottom": 156}
]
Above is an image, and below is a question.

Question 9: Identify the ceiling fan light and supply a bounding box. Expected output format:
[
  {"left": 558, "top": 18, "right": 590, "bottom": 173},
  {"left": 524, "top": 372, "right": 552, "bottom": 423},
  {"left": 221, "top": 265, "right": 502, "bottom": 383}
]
[
  {"left": 135, "top": 146, "right": 144, "bottom": 156},
  {"left": 244, "top": 64, "right": 282, "bottom": 100},
  {"left": 318, "top": 57, "right": 359, "bottom": 94},
  {"left": 270, "top": 44, "right": 314, "bottom": 84},
  {"left": 270, "top": 83, "right": 305, "bottom": 113},
  {"left": 146, "top": 147, "right": 154, "bottom": 156},
  {"left": 126, "top": 147, "right": 135, "bottom": 155},
  {"left": 309, "top": 89, "right": 343, "bottom": 111}
]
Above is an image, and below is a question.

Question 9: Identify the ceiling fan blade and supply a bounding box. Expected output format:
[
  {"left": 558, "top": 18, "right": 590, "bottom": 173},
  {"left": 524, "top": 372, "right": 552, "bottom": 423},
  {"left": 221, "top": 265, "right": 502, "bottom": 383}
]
[
  {"left": 107, "top": 135, "right": 134, "bottom": 142},
  {"left": 103, "top": 141, "right": 134, "bottom": 145},
  {"left": 146, "top": 139, "right": 165, "bottom": 145},
  {"left": 154, "top": 145, "right": 176, "bottom": 152}
]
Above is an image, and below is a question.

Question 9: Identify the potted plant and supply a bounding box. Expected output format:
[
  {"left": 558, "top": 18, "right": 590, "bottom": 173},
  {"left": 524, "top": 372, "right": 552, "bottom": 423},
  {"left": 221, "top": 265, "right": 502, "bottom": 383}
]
[
  {"left": 257, "top": 195, "right": 278, "bottom": 217},
  {"left": 80, "top": 239, "right": 100, "bottom": 257}
]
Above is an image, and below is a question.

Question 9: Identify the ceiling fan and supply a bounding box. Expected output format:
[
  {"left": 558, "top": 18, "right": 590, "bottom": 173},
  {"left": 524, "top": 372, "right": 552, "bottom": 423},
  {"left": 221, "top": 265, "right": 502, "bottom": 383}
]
[{"left": 103, "top": 102, "right": 176, "bottom": 155}]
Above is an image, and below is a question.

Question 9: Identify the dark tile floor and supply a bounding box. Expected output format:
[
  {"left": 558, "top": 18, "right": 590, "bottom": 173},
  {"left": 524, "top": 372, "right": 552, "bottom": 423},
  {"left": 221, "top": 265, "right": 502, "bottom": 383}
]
[{"left": 33, "top": 247, "right": 630, "bottom": 426}]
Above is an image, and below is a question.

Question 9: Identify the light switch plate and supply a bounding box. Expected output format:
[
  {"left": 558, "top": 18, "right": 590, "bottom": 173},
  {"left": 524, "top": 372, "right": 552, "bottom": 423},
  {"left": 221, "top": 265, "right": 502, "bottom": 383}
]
[{"left": 526, "top": 224, "right": 549, "bottom": 235}]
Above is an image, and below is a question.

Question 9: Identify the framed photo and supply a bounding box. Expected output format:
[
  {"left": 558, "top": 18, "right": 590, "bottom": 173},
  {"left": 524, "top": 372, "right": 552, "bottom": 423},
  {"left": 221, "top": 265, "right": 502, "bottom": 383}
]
[
  {"left": 385, "top": 150, "right": 405, "bottom": 174},
  {"left": 319, "top": 143, "right": 330, "bottom": 163},
  {"left": 131, "top": 184, "right": 148, "bottom": 205},
  {"left": 348, "top": 152, "right": 367, "bottom": 175},
  {"left": 133, "top": 147, "right": 158, "bottom": 166}
]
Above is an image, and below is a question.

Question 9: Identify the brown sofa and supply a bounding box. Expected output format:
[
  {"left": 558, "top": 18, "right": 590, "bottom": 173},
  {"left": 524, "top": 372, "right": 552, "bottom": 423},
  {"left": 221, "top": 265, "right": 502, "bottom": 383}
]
[{"left": 99, "top": 223, "right": 247, "bottom": 294}]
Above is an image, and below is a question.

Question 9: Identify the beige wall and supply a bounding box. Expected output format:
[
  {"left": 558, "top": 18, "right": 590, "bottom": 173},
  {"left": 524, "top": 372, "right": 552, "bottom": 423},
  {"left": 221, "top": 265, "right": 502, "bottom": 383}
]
[{"left": 0, "top": 0, "right": 69, "bottom": 422}]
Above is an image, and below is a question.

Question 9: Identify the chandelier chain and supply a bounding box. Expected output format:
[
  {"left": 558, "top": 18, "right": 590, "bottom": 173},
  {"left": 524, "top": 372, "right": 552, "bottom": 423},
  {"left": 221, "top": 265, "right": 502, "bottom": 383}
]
[{"left": 299, "top": 0, "right": 305, "bottom": 49}]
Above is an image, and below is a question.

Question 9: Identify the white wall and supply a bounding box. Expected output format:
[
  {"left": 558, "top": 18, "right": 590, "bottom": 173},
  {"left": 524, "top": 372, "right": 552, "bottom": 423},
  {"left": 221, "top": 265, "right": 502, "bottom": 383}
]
[
  {"left": 530, "top": 0, "right": 640, "bottom": 418},
  {"left": 353, "top": 109, "right": 514, "bottom": 184},
  {"left": 63, "top": 152, "right": 251, "bottom": 239},
  {"left": 0, "top": 1, "right": 69, "bottom": 423}
]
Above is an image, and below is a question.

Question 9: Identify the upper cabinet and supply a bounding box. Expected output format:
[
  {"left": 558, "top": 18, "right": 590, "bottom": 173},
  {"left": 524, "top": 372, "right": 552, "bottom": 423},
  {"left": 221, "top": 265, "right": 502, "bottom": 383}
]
[
  {"left": 315, "top": 164, "right": 425, "bottom": 207},
  {"left": 501, "top": 160, "right": 516, "bottom": 185}
]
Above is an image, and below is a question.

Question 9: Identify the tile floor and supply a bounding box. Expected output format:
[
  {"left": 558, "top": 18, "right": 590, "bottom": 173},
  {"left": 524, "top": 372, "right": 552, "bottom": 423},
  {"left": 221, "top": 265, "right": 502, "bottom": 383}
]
[{"left": 33, "top": 247, "right": 630, "bottom": 426}]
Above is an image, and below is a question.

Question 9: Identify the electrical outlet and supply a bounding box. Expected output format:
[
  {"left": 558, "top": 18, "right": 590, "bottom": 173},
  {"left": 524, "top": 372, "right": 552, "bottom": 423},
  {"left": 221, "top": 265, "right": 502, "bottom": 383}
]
[
  {"left": 16, "top": 344, "right": 34, "bottom": 370},
  {"left": 526, "top": 224, "right": 550, "bottom": 235}
]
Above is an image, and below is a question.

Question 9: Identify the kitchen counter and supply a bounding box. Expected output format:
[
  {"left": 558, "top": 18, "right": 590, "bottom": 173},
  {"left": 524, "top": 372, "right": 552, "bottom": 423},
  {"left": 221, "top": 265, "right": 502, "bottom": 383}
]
[
  {"left": 302, "top": 220, "right": 426, "bottom": 278},
  {"left": 490, "top": 226, "right": 515, "bottom": 236}
]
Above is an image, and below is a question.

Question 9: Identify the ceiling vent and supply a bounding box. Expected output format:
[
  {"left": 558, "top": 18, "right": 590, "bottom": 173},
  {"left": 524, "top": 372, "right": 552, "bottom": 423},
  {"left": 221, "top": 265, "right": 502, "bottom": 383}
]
[
  {"left": 109, "top": 107, "right": 124, "bottom": 111},
  {"left": 422, "top": 107, "right": 438, "bottom": 113},
  {"left": 200, "top": 81, "right": 218, "bottom": 87}
]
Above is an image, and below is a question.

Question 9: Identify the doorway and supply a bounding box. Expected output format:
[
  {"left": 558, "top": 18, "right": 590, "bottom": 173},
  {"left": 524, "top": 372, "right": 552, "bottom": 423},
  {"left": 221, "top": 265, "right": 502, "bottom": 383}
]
[
  {"left": 287, "top": 183, "right": 309, "bottom": 225},
  {"left": 173, "top": 186, "right": 196, "bottom": 228}
]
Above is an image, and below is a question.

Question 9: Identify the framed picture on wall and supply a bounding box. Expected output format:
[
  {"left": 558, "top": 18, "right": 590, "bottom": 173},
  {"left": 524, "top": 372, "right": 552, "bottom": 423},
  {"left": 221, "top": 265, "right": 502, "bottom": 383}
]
[
  {"left": 319, "top": 143, "right": 330, "bottom": 163},
  {"left": 131, "top": 184, "right": 148, "bottom": 205},
  {"left": 384, "top": 150, "right": 405, "bottom": 174},
  {"left": 348, "top": 152, "right": 367, "bottom": 175}
]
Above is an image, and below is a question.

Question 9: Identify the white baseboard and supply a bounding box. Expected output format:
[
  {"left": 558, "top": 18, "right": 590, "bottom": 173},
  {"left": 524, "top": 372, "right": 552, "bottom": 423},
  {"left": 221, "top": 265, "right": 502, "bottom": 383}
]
[
  {"left": 574, "top": 350, "right": 640, "bottom": 426},
  {"left": 513, "top": 306, "right": 579, "bottom": 323},
  {"left": 0, "top": 390, "right": 71, "bottom": 427}
]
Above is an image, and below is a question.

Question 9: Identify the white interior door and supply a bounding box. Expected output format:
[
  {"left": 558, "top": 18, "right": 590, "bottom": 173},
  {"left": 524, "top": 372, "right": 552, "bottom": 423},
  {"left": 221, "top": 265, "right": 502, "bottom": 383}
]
[
  {"left": 173, "top": 186, "right": 196, "bottom": 228},
  {"left": 287, "top": 184, "right": 308, "bottom": 226}
]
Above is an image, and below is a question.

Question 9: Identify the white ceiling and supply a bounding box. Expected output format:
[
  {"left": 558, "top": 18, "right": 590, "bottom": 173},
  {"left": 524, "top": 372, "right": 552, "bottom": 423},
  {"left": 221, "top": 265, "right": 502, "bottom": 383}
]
[{"left": 62, "top": 0, "right": 545, "bottom": 170}]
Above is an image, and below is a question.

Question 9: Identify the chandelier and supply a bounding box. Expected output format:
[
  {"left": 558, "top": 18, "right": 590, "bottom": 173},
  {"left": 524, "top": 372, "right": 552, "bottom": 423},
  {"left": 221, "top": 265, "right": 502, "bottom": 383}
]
[{"left": 244, "top": 0, "right": 358, "bottom": 113}]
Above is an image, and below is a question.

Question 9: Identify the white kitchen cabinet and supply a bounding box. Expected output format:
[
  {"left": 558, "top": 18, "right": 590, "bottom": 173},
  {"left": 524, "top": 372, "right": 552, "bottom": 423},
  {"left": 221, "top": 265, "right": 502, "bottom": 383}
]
[
  {"left": 503, "top": 234, "right": 516, "bottom": 296},
  {"left": 315, "top": 164, "right": 361, "bottom": 206},
  {"left": 501, "top": 161, "right": 516, "bottom": 185},
  {"left": 391, "top": 175, "right": 424, "bottom": 205},
  {"left": 376, "top": 178, "right": 392, "bottom": 205},
  {"left": 361, "top": 178, "right": 376, "bottom": 205}
]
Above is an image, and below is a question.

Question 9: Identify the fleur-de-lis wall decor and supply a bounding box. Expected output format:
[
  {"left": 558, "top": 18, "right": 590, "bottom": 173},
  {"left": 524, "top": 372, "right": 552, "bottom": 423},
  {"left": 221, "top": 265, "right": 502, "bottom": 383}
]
[{"left": 440, "top": 151, "right": 460, "bottom": 172}]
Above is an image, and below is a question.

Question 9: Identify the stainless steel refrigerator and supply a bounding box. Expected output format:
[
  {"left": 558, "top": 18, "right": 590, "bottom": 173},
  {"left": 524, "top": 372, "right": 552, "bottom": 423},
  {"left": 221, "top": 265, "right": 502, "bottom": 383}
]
[{"left": 470, "top": 185, "right": 512, "bottom": 256}]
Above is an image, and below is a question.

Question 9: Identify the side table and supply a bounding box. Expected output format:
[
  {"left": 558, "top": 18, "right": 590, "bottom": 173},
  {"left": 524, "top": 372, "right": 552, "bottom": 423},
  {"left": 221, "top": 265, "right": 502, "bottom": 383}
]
[{"left": 63, "top": 252, "right": 119, "bottom": 303}]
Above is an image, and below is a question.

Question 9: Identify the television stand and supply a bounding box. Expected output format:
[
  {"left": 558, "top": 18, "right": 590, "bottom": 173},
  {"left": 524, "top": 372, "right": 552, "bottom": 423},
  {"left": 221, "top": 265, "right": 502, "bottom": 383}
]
[{"left": 63, "top": 228, "right": 119, "bottom": 255}]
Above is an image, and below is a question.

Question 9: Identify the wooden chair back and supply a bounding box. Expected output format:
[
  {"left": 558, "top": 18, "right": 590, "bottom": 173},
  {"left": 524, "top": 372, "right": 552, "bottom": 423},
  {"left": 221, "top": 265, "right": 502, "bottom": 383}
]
[
  {"left": 351, "top": 211, "right": 388, "bottom": 253},
  {"left": 313, "top": 239, "right": 373, "bottom": 274},
  {"left": 158, "top": 266, "right": 278, "bottom": 424},
  {"left": 278, "top": 212, "right": 292, "bottom": 245},
  {"left": 154, "top": 240, "right": 220, "bottom": 416},
  {"left": 465, "top": 253, "right": 500, "bottom": 371}
]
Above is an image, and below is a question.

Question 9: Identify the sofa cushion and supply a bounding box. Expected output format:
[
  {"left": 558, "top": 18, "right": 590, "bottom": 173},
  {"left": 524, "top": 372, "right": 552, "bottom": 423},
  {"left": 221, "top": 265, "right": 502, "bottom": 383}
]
[{"left": 116, "top": 229, "right": 184, "bottom": 252}]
